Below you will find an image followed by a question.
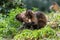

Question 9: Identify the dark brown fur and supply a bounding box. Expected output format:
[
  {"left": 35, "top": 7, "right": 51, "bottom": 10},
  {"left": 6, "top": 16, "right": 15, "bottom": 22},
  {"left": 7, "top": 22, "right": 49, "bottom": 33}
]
[
  {"left": 16, "top": 10, "right": 47, "bottom": 29},
  {"left": 35, "top": 11, "right": 47, "bottom": 29},
  {"left": 24, "top": 10, "right": 47, "bottom": 29}
]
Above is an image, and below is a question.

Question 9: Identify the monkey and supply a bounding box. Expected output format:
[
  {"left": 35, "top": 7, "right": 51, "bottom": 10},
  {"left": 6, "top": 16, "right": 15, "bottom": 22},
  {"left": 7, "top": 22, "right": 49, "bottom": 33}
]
[
  {"left": 49, "top": 2, "right": 60, "bottom": 12},
  {"left": 16, "top": 10, "right": 47, "bottom": 30}
]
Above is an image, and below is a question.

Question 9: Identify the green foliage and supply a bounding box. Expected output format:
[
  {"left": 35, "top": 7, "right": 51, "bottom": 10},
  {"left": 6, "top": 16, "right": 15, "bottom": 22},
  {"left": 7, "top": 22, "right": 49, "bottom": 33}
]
[
  {"left": 0, "top": 7, "right": 25, "bottom": 38},
  {"left": 0, "top": 6, "right": 60, "bottom": 40},
  {"left": 47, "top": 12, "right": 60, "bottom": 26},
  {"left": 32, "top": 7, "right": 39, "bottom": 11},
  {"left": 49, "top": 12, "right": 60, "bottom": 21},
  {"left": 0, "top": 0, "right": 24, "bottom": 13},
  {"left": 14, "top": 27, "right": 56, "bottom": 40}
]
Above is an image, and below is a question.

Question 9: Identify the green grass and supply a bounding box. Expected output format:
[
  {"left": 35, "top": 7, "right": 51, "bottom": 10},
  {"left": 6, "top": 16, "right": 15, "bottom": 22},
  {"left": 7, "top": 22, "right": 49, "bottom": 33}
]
[
  {"left": 14, "top": 27, "right": 56, "bottom": 40},
  {"left": 0, "top": 7, "right": 25, "bottom": 38}
]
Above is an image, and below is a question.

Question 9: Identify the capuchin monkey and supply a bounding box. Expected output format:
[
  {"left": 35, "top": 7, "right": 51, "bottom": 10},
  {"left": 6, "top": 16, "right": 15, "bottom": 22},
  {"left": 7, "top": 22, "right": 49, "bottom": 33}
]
[
  {"left": 49, "top": 2, "right": 60, "bottom": 12},
  {"left": 16, "top": 10, "right": 47, "bottom": 30}
]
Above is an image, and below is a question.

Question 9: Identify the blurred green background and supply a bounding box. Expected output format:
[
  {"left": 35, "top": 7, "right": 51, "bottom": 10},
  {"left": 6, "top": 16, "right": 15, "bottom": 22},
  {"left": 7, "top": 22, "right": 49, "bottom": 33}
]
[{"left": 0, "top": 0, "right": 60, "bottom": 13}]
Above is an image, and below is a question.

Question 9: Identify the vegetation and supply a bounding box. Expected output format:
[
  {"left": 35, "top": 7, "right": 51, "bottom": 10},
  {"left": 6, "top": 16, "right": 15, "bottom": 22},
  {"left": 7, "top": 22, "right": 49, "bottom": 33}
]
[
  {"left": 14, "top": 27, "right": 56, "bottom": 40},
  {"left": 0, "top": 0, "right": 60, "bottom": 40},
  {"left": 0, "top": 7, "right": 25, "bottom": 38},
  {"left": 0, "top": 7, "right": 60, "bottom": 40}
]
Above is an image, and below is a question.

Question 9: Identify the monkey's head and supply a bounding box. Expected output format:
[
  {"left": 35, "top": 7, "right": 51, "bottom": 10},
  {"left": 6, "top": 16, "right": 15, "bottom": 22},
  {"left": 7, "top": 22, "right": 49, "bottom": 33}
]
[{"left": 25, "top": 10, "right": 34, "bottom": 19}]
